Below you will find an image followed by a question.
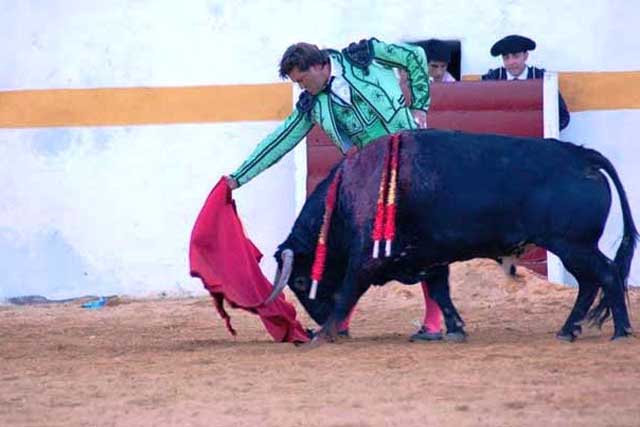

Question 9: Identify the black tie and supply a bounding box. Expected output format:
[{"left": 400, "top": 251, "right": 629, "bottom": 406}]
[{"left": 323, "top": 76, "right": 335, "bottom": 93}]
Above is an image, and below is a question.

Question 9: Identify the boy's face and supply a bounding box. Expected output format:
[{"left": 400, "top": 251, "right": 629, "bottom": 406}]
[{"left": 428, "top": 61, "right": 449, "bottom": 82}]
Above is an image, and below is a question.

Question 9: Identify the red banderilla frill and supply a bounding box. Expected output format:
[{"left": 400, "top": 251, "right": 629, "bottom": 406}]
[
  {"left": 371, "top": 134, "right": 401, "bottom": 258},
  {"left": 309, "top": 169, "right": 342, "bottom": 300}
]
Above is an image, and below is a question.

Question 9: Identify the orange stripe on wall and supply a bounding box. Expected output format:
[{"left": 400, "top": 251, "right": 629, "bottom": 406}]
[
  {"left": 1, "top": 72, "right": 638, "bottom": 128},
  {"left": 559, "top": 71, "right": 640, "bottom": 112},
  {"left": 463, "top": 71, "right": 640, "bottom": 112},
  {"left": 0, "top": 84, "right": 293, "bottom": 128}
]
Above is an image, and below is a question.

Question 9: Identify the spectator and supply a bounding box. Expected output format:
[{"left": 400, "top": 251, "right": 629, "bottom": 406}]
[
  {"left": 426, "top": 39, "right": 456, "bottom": 83},
  {"left": 482, "top": 35, "right": 570, "bottom": 130}
]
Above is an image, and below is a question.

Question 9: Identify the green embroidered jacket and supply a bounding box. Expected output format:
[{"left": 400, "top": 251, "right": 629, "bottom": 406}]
[{"left": 230, "top": 38, "right": 430, "bottom": 187}]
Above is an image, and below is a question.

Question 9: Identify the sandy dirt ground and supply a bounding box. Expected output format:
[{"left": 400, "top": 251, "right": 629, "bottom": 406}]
[{"left": 2, "top": 259, "right": 640, "bottom": 427}]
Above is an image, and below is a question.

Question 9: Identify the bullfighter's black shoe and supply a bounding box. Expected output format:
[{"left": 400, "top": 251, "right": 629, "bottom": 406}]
[
  {"left": 337, "top": 329, "right": 350, "bottom": 338},
  {"left": 409, "top": 326, "right": 443, "bottom": 342}
]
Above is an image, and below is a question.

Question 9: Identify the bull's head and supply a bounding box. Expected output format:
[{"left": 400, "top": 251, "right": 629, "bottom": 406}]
[
  {"left": 266, "top": 246, "right": 336, "bottom": 324},
  {"left": 264, "top": 164, "right": 349, "bottom": 325}
]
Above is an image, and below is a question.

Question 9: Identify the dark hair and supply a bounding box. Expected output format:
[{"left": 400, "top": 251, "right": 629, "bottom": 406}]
[
  {"left": 426, "top": 39, "right": 451, "bottom": 63},
  {"left": 278, "top": 43, "right": 329, "bottom": 79}
]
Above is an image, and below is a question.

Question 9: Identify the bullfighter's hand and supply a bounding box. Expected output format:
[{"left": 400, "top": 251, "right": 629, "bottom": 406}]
[
  {"left": 412, "top": 110, "right": 427, "bottom": 129},
  {"left": 226, "top": 176, "right": 239, "bottom": 190}
]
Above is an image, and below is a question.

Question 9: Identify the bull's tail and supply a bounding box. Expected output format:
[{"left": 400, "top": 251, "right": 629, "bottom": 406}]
[
  {"left": 585, "top": 149, "right": 638, "bottom": 283},
  {"left": 584, "top": 148, "right": 638, "bottom": 327}
]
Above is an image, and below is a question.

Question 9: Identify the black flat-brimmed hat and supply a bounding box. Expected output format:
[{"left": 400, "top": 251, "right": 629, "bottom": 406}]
[
  {"left": 425, "top": 39, "right": 451, "bottom": 63},
  {"left": 490, "top": 35, "right": 536, "bottom": 56}
]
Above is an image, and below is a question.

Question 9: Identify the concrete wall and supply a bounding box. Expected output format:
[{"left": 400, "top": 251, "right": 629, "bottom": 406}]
[{"left": 1, "top": 0, "right": 639, "bottom": 299}]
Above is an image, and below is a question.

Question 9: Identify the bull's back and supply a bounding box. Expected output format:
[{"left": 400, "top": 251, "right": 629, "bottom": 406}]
[
  {"left": 394, "top": 130, "right": 609, "bottom": 251},
  {"left": 406, "top": 129, "right": 581, "bottom": 187},
  {"left": 337, "top": 129, "right": 609, "bottom": 257}
]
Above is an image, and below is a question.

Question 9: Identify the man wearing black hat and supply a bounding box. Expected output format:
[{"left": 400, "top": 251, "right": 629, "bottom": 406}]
[
  {"left": 426, "top": 39, "right": 456, "bottom": 83},
  {"left": 482, "top": 35, "right": 570, "bottom": 130}
]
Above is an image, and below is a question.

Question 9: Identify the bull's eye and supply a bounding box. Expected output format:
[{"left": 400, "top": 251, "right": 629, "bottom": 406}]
[{"left": 293, "top": 276, "right": 308, "bottom": 291}]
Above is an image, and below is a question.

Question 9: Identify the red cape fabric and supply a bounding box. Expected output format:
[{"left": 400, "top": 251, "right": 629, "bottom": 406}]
[{"left": 189, "top": 177, "right": 309, "bottom": 343}]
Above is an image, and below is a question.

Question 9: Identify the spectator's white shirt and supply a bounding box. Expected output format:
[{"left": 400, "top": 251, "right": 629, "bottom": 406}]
[
  {"left": 429, "top": 71, "right": 457, "bottom": 83},
  {"left": 442, "top": 71, "right": 457, "bottom": 82},
  {"left": 507, "top": 69, "right": 528, "bottom": 80}
]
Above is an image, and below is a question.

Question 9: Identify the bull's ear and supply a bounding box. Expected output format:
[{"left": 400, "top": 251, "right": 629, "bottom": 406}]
[
  {"left": 273, "top": 244, "right": 290, "bottom": 264},
  {"left": 273, "top": 248, "right": 282, "bottom": 263}
]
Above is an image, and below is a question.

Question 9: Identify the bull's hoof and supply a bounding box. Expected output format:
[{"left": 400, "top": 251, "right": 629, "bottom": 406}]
[
  {"left": 556, "top": 324, "right": 582, "bottom": 342},
  {"left": 444, "top": 332, "right": 467, "bottom": 343},
  {"left": 299, "top": 334, "right": 333, "bottom": 350},
  {"left": 555, "top": 332, "right": 576, "bottom": 342},
  {"left": 611, "top": 328, "right": 633, "bottom": 341}
]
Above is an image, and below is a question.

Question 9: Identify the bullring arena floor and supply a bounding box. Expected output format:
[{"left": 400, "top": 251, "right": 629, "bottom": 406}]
[{"left": 2, "top": 259, "right": 639, "bottom": 427}]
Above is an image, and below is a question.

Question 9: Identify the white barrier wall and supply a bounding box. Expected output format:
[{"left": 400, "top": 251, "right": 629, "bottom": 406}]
[
  {"left": 4, "top": 1, "right": 639, "bottom": 87},
  {"left": 1, "top": 0, "right": 639, "bottom": 299},
  {"left": 0, "top": 123, "right": 297, "bottom": 299},
  {"left": 561, "top": 110, "right": 640, "bottom": 286}
]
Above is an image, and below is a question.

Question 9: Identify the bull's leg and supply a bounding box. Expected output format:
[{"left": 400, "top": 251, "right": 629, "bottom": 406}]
[
  {"left": 424, "top": 265, "right": 467, "bottom": 341},
  {"left": 593, "top": 258, "right": 632, "bottom": 340},
  {"left": 549, "top": 244, "right": 600, "bottom": 341},
  {"left": 553, "top": 245, "right": 632, "bottom": 340},
  {"left": 314, "top": 267, "right": 369, "bottom": 343},
  {"left": 556, "top": 279, "right": 599, "bottom": 342}
]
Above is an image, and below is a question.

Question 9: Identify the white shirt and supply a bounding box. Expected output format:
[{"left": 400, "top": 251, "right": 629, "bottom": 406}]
[
  {"left": 430, "top": 71, "right": 457, "bottom": 83},
  {"left": 507, "top": 68, "right": 528, "bottom": 80},
  {"left": 328, "top": 56, "right": 352, "bottom": 105},
  {"left": 442, "top": 71, "right": 456, "bottom": 83}
]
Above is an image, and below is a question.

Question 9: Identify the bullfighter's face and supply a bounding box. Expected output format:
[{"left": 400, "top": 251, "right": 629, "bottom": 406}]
[{"left": 288, "top": 63, "right": 330, "bottom": 95}]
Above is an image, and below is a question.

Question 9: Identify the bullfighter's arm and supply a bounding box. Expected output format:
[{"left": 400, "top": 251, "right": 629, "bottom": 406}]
[
  {"left": 229, "top": 109, "right": 313, "bottom": 188},
  {"left": 370, "top": 39, "right": 431, "bottom": 112}
]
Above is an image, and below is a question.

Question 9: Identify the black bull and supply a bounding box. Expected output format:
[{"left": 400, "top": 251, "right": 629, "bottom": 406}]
[{"left": 268, "top": 129, "right": 638, "bottom": 341}]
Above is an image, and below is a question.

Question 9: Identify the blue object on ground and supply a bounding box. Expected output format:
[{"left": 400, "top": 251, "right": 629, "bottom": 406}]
[{"left": 81, "top": 297, "right": 106, "bottom": 309}]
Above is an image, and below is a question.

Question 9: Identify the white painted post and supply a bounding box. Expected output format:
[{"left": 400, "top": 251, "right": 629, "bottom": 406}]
[
  {"left": 293, "top": 85, "right": 308, "bottom": 216},
  {"left": 543, "top": 72, "right": 578, "bottom": 286}
]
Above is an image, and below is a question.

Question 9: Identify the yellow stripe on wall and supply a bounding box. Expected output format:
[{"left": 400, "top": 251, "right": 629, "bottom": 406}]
[
  {"left": 0, "top": 72, "right": 638, "bottom": 128},
  {"left": 0, "top": 84, "right": 293, "bottom": 128},
  {"left": 559, "top": 72, "right": 640, "bottom": 112},
  {"left": 462, "top": 71, "right": 640, "bottom": 112}
]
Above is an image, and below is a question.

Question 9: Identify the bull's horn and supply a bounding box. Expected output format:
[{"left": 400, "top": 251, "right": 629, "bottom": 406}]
[{"left": 264, "top": 249, "right": 294, "bottom": 305}]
